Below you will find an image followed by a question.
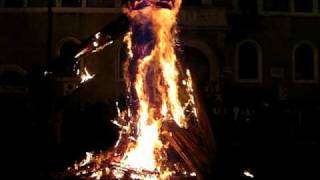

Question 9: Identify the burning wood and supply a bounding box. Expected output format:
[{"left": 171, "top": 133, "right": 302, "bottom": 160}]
[
  {"left": 80, "top": 67, "right": 95, "bottom": 84},
  {"left": 66, "top": 0, "right": 215, "bottom": 179}
]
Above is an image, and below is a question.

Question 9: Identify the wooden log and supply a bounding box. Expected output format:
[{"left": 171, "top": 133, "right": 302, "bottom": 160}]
[{"left": 162, "top": 121, "right": 213, "bottom": 180}]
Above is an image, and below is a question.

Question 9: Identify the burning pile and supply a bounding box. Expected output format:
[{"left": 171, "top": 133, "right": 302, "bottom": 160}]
[{"left": 67, "top": 0, "right": 214, "bottom": 179}]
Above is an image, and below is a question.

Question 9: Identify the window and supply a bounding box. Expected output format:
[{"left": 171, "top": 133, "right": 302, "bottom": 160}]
[
  {"left": 236, "top": 40, "right": 262, "bottom": 82},
  {"left": 61, "top": 0, "right": 82, "bottom": 7},
  {"left": 225, "top": 0, "right": 235, "bottom": 11},
  {"left": 293, "top": 42, "right": 318, "bottom": 82},
  {"left": 27, "top": 0, "right": 55, "bottom": 7},
  {"left": 263, "top": 0, "right": 289, "bottom": 12},
  {"left": 4, "top": 0, "right": 24, "bottom": 7},
  {"left": 238, "top": 0, "right": 257, "bottom": 13},
  {"left": 294, "top": 0, "right": 313, "bottom": 12},
  {"left": 56, "top": 37, "right": 81, "bottom": 77},
  {"left": 182, "top": 46, "right": 210, "bottom": 87},
  {"left": 87, "top": 0, "right": 115, "bottom": 7},
  {"left": 182, "top": 0, "right": 202, "bottom": 6},
  {"left": 0, "top": 65, "right": 27, "bottom": 86}
]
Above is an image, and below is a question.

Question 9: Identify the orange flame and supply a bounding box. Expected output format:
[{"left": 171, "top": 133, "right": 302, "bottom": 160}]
[
  {"left": 80, "top": 67, "right": 95, "bottom": 83},
  {"left": 69, "top": 0, "right": 200, "bottom": 179},
  {"left": 120, "top": 0, "right": 187, "bottom": 174}
]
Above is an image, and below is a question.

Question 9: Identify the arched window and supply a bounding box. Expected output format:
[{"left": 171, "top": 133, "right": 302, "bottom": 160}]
[
  {"left": 293, "top": 42, "right": 318, "bottom": 82},
  {"left": 0, "top": 64, "right": 27, "bottom": 87},
  {"left": 181, "top": 46, "right": 210, "bottom": 88},
  {"left": 56, "top": 37, "right": 81, "bottom": 57},
  {"left": 55, "top": 37, "right": 82, "bottom": 77},
  {"left": 238, "top": 0, "right": 257, "bottom": 13},
  {"left": 236, "top": 40, "right": 262, "bottom": 82},
  {"left": 263, "top": 0, "right": 289, "bottom": 12},
  {"left": 294, "top": 0, "right": 313, "bottom": 12}
]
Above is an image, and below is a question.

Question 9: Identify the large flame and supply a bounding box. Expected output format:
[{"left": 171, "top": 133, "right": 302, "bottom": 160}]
[
  {"left": 120, "top": 0, "right": 185, "bottom": 172},
  {"left": 69, "top": 0, "right": 201, "bottom": 179}
]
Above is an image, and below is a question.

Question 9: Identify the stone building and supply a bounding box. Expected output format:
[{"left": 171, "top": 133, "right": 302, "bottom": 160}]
[
  {"left": 0, "top": 0, "right": 225, "bottom": 104},
  {"left": 0, "top": 0, "right": 319, "bottom": 104},
  {"left": 223, "top": 0, "right": 320, "bottom": 104},
  {"left": 1, "top": 1, "right": 319, "bottom": 178}
]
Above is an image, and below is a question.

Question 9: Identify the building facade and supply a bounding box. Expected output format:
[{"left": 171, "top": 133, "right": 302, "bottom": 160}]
[
  {"left": 223, "top": 0, "right": 320, "bottom": 103},
  {"left": 0, "top": 0, "right": 225, "bottom": 104},
  {"left": 0, "top": 0, "right": 319, "bottom": 104}
]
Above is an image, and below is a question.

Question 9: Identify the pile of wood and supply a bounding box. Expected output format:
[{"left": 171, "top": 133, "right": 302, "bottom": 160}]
[{"left": 163, "top": 94, "right": 216, "bottom": 179}]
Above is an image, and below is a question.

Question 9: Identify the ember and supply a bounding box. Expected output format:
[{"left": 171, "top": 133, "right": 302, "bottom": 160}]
[
  {"left": 67, "top": 0, "right": 214, "bottom": 179},
  {"left": 80, "top": 67, "right": 95, "bottom": 84}
]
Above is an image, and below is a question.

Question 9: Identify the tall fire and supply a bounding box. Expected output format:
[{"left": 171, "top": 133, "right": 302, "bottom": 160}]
[{"left": 67, "top": 0, "right": 215, "bottom": 179}]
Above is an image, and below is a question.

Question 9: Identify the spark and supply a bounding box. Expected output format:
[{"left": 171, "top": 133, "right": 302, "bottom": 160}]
[
  {"left": 243, "top": 170, "right": 254, "bottom": 178},
  {"left": 93, "top": 41, "right": 99, "bottom": 47}
]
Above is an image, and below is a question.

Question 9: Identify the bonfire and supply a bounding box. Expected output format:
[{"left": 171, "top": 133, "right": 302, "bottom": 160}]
[{"left": 67, "top": 0, "right": 215, "bottom": 179}]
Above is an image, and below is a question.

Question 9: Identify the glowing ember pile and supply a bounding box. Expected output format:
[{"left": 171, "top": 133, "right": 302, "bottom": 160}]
[{"left": 68, "top": 0, "right": 208, "bottom": 179}]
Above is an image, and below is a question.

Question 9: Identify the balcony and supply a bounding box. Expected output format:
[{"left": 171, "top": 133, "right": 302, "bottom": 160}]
[{"left": 179, "top": 7, "right": 228, "bottom": 29}]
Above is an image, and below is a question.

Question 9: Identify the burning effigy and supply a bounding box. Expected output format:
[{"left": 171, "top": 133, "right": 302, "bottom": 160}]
[{"left": 67, "top": 0, "right": 215, "bottom": 179}]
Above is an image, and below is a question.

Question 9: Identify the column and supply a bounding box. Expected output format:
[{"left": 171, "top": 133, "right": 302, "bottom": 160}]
[
  {"left": 56, "top": 0, "right": 62, "bottom": 7},
  {"left": 0, "top": 0, "right": 5, "bottom": 8},
  {"left": 233, "top": 0, "right": 239, "bottom": 11},
  {"left": 313, "top": 0, "right": 318, "bottom": 13},
  {"left": 82, "top": 0, "right": 87, "bottom": 8},
  {"left": 289, "top": 0, "right": 295, "bottom": 13},
  {"left": 257, "top": 0, "right": 264, "bottom": 14},
  {"left": 23, "top": 0, "right": 27, "bottom": 7}
]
